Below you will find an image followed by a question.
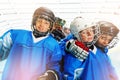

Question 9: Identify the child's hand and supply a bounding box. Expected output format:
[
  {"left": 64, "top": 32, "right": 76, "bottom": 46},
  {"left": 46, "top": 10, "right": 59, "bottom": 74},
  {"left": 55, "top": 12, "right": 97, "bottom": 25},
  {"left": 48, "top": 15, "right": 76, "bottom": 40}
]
[{"left": 65, "top": 39, "right": 89, "bottom": 61}]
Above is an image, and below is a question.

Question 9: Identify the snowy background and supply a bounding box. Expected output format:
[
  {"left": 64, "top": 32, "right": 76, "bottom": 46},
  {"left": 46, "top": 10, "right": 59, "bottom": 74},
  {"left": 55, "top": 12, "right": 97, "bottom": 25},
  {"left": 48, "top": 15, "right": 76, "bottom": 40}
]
[{"left": 0, "top": 0, "right": 120, "bottom": 80}]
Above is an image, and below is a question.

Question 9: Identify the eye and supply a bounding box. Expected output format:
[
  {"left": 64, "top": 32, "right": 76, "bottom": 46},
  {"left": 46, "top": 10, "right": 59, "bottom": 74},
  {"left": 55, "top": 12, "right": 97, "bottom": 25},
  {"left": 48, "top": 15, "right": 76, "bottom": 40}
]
[
  {"left": 36, "top": 19, "right": 42, "bottom": 23},
  {"left": 89, "top": 28, "right": 93, "bottom": 32},
  {"left": 80, "top": 31, "right": 86, "bottom": 34},
  {"left": 45, "top": 21, "right": 49, "bottom": 25},
  {"left": 101, "top": 36, "right": 106, "bottom": 40}
]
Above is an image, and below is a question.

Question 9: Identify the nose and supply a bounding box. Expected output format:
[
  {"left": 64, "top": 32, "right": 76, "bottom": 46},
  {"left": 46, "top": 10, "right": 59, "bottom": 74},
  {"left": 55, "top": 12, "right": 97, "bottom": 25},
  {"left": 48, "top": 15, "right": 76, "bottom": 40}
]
[
  {"left": 39, "top": 21, "right": 44, "bottom": 26},
  {"left": 87, "top": 31, "right": 92, "bottom": 36},
  {"left": 103, "top": 40, "right": 109, "bottom": 45}
]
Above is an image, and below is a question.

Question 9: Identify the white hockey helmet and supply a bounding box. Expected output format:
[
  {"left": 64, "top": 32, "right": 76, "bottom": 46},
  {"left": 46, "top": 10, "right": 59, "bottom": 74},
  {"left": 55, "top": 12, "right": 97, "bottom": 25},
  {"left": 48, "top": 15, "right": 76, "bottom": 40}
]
[{"left": 70, "top": 17, "right": 99, "bottom": 46}]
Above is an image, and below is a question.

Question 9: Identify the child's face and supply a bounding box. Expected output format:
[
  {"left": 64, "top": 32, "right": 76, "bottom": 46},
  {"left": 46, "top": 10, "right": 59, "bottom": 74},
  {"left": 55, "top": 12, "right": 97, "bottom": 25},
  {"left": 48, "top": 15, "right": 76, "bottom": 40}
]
[
  {"left": 64, "top": 28, "right": 70, "bottom": 35},
  {"left": 79, "top": 27, "right": 94, "bottom": 43},
  {"left": 35, "top": 18, "right": 50, "bottom": 32},
  {"left": 97, "top": 34, "right": 113, "bottom": 48}
]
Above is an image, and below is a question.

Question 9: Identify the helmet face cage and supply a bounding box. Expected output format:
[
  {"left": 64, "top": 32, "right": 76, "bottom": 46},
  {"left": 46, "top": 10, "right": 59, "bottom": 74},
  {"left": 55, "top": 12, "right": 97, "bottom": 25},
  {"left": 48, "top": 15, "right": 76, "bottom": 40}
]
[
  {"left": 87, "top": 25, "right": 100, "bottom": 47},
  {"left": 79, "top": 25, "right": 100, "bottom": 47},
  {"left": 107, "top": 36, "right": 119, "bottom": 49},
  {"left": 70, "top": 17, "right": 100, "bottom": 47}
]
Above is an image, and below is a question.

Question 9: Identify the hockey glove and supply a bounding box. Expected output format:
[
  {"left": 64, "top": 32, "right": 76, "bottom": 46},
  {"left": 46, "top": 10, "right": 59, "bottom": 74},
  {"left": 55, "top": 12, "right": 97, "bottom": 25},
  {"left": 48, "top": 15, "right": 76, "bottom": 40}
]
[
  {"left": 37, "top": 70, "right": 59, "bottom": 80},
  {"left": 51, "top": 29, "right": 65, "bottom": 41},
  {"left": 65, "top": 39, "right": 89, "bottom": 61},
  {"left": 37, "top": 72, "right": 48, "bottom": 80}
]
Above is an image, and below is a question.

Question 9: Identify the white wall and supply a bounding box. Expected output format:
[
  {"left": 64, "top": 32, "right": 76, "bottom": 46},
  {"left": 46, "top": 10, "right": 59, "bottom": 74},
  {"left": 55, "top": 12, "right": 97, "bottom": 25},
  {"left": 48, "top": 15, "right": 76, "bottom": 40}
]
[{"left": 0, "top": 0, "right": 120, "bottom": 79}]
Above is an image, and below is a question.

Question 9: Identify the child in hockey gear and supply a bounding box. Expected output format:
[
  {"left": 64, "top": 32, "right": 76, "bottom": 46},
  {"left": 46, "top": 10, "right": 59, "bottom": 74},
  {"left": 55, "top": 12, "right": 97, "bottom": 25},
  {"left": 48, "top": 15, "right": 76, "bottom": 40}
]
[
  {"left": 60, "top": 17, "right": 99, "bottom": 80},
  {"left": 96, "top": 21, "right": 119, "bottom": 49},
  {"left": 51, "top": 17, "right": 66, "bottom": 41},
  {"left": 0, "top": 7, "right": 62, "bottom": 80},
  {"left": 80, "top": 21, "right": 119, "bottom": 80}
]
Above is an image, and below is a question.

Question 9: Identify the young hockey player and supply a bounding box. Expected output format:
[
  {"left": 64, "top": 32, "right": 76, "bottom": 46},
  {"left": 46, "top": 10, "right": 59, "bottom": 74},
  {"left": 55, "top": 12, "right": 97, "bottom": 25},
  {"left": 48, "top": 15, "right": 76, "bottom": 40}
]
[
  {"left": 0, "top": 7, "right": 62, "bottom": 80},
  {"left": 60, "top": 17, "right": 99, "bottom": 80},
  {"left": 80, "top": 21, "right": 119, "bottom": 80}
]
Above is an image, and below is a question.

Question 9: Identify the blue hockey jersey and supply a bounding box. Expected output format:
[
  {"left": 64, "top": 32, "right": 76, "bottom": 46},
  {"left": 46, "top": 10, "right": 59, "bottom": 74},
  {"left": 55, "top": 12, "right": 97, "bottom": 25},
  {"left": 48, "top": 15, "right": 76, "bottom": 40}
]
[
  {"left": 0, "top": 29, "right": 62, "bottom": 80},
  {"left": 80, "top": 47, "right": 119, "bottom": 80},
  {"left": 62, "top": 45, "right": 119, "bottom": 80}
]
